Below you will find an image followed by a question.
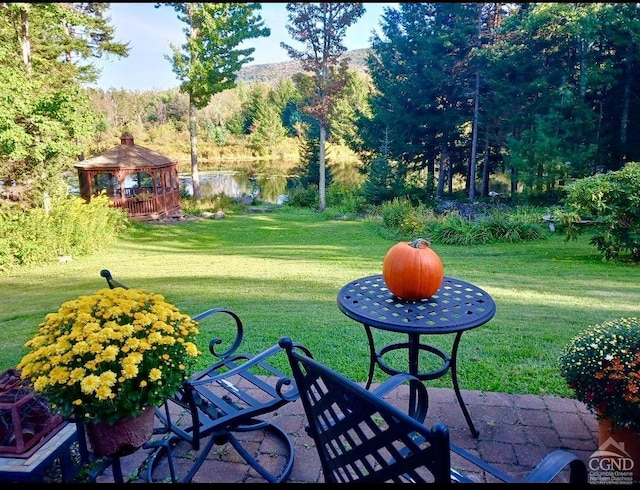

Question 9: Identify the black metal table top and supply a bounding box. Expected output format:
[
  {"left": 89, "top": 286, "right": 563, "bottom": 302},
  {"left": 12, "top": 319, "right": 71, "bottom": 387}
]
[{"left": 337, "top": 274, "right": 496, "bottom": 335}]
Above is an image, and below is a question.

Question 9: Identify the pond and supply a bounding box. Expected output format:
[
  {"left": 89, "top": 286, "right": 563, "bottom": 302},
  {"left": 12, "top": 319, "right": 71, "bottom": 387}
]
[
  {"left": 65, "top": 169, "right": 291, "bottom": 205},
  {"left": 64, "top": 158, "right": 361, "bottom": 204},
  {"left": 179, "top": 170, "right": 290, "bottom": 204}
]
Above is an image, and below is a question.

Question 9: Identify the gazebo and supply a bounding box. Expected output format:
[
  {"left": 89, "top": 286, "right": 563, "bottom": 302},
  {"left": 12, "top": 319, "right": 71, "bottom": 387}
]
[{"left": 74, "top": 133, "right": 182, "bottom": 221}]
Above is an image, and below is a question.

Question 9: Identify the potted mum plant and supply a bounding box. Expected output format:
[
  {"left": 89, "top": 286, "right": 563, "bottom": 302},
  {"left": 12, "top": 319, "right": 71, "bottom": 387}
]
[
  {"left": 558, "top": 317, "right": 640, "bottom": 480},
  {"left": 18, "top": 287, "right": 201, "bottom": 456}
]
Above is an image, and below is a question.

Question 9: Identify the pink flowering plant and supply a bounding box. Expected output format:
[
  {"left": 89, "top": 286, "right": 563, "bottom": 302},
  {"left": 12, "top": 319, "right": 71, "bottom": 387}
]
[
  {"left": 558, "top": 317, "right": 640, "bottom": 432},
  {"left": 18, "top": 287, "right": 201, "bottom": 425}
]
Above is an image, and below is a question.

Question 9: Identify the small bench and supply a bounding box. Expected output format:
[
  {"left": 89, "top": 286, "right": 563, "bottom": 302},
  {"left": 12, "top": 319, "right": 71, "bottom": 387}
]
[
  {"left": 543, "top": 215, "right": 596, "bottom": 232},
  {"left": 0, "top": 423, "right": 84, "bottom": 483}
]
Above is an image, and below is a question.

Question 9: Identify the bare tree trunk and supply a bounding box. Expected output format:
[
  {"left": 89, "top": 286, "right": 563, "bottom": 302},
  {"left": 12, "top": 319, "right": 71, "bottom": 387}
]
[
  {"left": 620, "top": 56, "right": 631, "bottom": 167},
  {"left": 189, "top": 98, "right": 200, "bottom": 201},
  {"left": 437, "top": 146, "right": 448, "bottom": 199},
  {"left": 426, "top": 152, "right": 436, "bottom": 197},
  {"left": 19, "top": 7, "right": 31, "bottom": 73},
  {"left": 481, "top": 132, "right": 490, "bottom": 197},
  {"left": 469, "top": 69, "right": 480, "bottom": 202},
  {"left": 318, "top": 123, "right": 327, "bottom": 211},
  {"left": 186, "top": 3, "right": 200, "bottom": 201},
  {"left": 510, "top": 166, "right": 518, "bottom": 199}
]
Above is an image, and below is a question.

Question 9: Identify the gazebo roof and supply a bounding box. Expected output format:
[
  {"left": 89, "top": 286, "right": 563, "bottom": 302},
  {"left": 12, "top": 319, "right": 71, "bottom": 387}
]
[{"left": 74, "top": 133, "right": 176, "bottom": 171}]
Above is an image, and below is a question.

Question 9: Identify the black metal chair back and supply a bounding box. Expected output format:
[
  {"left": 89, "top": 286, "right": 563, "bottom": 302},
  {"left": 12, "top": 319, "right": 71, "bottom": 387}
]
[
  {"left": 278, "top": 336, "right": 588, "bottom": 484},
  {"left": 279, "top": 337, "right": 451, "bottom": 483}
]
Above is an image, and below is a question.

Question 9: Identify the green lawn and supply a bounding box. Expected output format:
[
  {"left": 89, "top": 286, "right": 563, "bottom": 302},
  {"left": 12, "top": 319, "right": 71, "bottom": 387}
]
[{"left": 2, "top": 206, "right": 638, "bottom": 398}]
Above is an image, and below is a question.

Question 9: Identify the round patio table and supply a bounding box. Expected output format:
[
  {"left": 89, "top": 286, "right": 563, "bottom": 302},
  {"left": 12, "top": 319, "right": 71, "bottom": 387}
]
[{"left": 337, "top": 274, "right": 496, "bottom": 437}]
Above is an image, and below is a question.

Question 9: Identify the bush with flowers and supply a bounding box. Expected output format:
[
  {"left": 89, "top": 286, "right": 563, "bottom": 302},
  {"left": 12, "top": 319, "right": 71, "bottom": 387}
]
[
  {"left": 17, "top": 287, "right": 201, "bottom": 425},
  {"left": 558, "top": 317, "right": 640, "bottom": 433}
]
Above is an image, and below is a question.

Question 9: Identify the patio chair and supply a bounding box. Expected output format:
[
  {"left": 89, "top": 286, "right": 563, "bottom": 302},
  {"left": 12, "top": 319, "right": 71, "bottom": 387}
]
[
  {"left": 278, "top": 336, "right": 588, "bottom": 484},
  {"left": 94, "top": 270, "right": 297, "bottom": 483}
]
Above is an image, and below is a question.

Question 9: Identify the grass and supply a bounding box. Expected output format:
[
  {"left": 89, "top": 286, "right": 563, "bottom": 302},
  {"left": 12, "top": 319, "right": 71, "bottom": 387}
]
[{"left": 1, "top": 206, "right": 638, "bottom": 398}]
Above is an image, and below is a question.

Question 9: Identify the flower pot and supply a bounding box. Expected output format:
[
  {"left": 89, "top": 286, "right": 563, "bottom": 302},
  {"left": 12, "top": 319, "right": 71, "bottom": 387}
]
[
  {"left": 598, "top": 418, "right": 640, "bottom": 483},
  {"left": 86, "top": 405, "right": 155, "bottom": 457}
]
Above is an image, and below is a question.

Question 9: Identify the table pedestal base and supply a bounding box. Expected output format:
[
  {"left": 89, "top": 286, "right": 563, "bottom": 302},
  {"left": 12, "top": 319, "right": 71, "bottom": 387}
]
[{"left": 364, "top": 326, "right": 479, "bottom": 437}]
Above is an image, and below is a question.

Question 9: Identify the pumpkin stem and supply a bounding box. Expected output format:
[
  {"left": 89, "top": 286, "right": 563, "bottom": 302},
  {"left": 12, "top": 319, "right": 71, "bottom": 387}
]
[{"left": 411, "top": 238, "right": 431, "bottom": 248}]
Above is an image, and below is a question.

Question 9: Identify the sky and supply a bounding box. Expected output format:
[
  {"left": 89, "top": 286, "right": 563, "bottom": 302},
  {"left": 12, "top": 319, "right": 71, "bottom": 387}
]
[{"left": 90, "top": 3, "right": 398, "bottom": 92}]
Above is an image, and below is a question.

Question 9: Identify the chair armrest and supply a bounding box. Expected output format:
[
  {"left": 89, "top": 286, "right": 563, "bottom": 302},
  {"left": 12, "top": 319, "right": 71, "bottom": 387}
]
[
  {"left": 371, "top": 373, "right": 428, "bottom": 424},
  {"left": 189, "top": 343, "right": 289, "bottom": 389},
  {"left": 191, "top": 308, "right": 245, "bottom": 360},
  {"left": 450, "top": 442, "right": 518, "bottom": 482},
  {"left": 450, "top": 444, "right": 588, "bottom": 483},
  {"left": 523, "top": 449, "right": 588, "bottom": 483},
  {"left": 100, "top": 269, "right": 129, "bottom": 289}
]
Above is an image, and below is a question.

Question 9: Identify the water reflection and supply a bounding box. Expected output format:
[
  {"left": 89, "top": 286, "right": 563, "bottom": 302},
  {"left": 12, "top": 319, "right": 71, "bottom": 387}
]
[{"left": 180, "top": 171, "right": 289, "bottom": 204}]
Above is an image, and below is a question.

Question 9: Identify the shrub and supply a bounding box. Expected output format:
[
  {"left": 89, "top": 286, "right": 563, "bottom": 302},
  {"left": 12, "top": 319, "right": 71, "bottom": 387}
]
[
  {"left": 326, "top": 182, "right": 367, "bottom": 214},
  {"left": 180, "top": 193, "right": 243, "bottom": 216},
  {"left": 380, "top": 198, "right": 419, "bottom": 234},
  {"left": 483, "top": 211, "right": 547, "bottom": 243},
  {"left": 558, "top": 317, "right": 640, "bottom": 432},
  {"left": 429, "top": 213, "right": 492, "bottom": 245},
  {"left": 380, "top": 200, "right": 548, "bottom": 245},
  {"left": 286, "top": 185, "right": 319, "bottom": 208},
  {"left": 560, "top": 162, "right": 640, "bottom": 261},
  {"left": 0, "top": 194, "right": 128, "bottom": 274}
]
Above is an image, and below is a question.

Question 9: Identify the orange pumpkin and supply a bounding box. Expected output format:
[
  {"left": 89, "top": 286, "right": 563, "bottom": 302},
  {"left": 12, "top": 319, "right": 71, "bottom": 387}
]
[{"left": 382, "top": 238, "right": 444, "bottom": 300}]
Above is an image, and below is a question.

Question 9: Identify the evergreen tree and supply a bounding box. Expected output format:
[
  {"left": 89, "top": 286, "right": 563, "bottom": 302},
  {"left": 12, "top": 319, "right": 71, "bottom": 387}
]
[
  {"left": 290, "top": 115, "right": 332, "bottom": 192},
  {"left": 362, "top": 129, "right": 396, "bottom": 205},
  {"left": 361, "top": 3, "right": 478, "bottom": 201},
  {"left": 329, "top": 70, "right": 372, "bottom": 147},
  {"left": 249, "top": 96, "right": 288, "bottom": 157}
]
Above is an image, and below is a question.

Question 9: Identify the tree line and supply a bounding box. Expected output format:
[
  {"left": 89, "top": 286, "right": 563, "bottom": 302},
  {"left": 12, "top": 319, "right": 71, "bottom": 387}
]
[
  {"left": 353, "top": 3, "right": 640, "bottom": 206},
  {"left": 2, "top": 3, "right": 639, "bottom": 213}
]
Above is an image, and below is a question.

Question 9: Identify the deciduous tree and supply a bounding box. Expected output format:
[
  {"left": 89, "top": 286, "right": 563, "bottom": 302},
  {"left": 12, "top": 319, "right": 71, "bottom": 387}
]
[
  {"left": 281, "top": 2, "right": 365, "bottom": 211},
  {"left": 161, "top": 2, "right": 269, "bottom": 200},
  {"left": 0, "top": 2, "right": 128, "bottom": 207}
]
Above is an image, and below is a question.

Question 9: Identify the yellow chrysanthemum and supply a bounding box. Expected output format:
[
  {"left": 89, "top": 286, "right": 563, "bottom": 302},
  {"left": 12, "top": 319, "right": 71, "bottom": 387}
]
[
  {"left": 95, "top": 385, "right": 113, "bottom": 401},
  {"left": 121, "top": 363, "right": 138, "bottom": 379},
  {"left": 33, "top": 376, "right": 50, "bottom": 391},
  {"left": 80, "top": 374, "right": 101, "bottom": 394},
  {"left": 99, "top": 370, "right": 117, "bottom": 386},
  {"left": 69, "top": 368, "right": 86, "bottom": 383},
  {"left": 18, "top": 287, "right": 200, "bottom": 424},
  {"left": 49, "top": 366, "right": 70, "bottom": 385},
  {"left": 101, "top": 345, "right": 119, "bottom": 363},
  {"left": 149, "top": 368, "right": 162, "bottom": 382},
  {"left": 185, "top": 342, "right": 199, "bottom": 356}
]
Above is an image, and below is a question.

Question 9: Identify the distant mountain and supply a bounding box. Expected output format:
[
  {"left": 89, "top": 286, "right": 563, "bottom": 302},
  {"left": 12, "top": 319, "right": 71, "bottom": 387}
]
[{"left": 236, "top": 48, "right": 371, "bottom": 85}]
